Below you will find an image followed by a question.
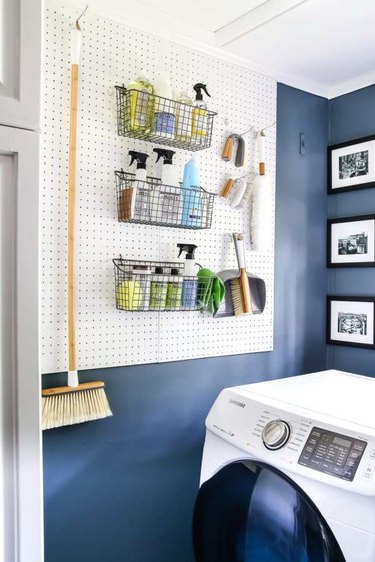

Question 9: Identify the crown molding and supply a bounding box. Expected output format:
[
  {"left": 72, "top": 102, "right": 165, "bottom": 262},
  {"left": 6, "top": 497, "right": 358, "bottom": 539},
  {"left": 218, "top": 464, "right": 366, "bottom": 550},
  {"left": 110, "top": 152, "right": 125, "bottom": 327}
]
[{"left": 327, "top": 71, "right": 375, "bottom": 100}]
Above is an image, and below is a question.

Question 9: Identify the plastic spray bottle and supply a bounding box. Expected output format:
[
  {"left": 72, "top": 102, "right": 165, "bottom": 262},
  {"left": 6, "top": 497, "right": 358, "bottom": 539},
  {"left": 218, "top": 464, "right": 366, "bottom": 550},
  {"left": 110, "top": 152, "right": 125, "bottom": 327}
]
[
  {"left": 192, "top": 83, "right": 211, "bottom": 144},
  {"left": 153, "top": 72, "right": 175, "bottom": 139},
  {"left": 153, "top": 148, "right": 182, "bottom": 224},
  {"left": 177, "top": 244, "right": 199, "bottom": 309},
  {"left": 127, "top": 150, "right": 152, "bottom": 221},
  {"left": 126, "top": 73, "right": 154, "bottom": 133},
  {"left": 181, "top": 155, "right": 203, "bottom": 227}
]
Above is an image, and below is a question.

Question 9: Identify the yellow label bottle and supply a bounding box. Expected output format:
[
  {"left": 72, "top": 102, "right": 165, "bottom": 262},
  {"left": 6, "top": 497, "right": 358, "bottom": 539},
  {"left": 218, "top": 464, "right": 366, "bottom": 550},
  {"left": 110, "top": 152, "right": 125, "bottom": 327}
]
[
  {"left": 126, "top": 74, "right": 154, "bottom": 134},
  {"left": 192, "top": 83, "right": 211, "bottom": 145}
]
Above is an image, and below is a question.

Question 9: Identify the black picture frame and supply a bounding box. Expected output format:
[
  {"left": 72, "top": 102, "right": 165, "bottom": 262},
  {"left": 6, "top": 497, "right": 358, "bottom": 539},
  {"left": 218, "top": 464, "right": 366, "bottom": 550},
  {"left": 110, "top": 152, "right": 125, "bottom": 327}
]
[
  {"left": 326, "top": 295, "right": 375, "bottom": 349},
  {"left": 327, "top": 214, "right": 375, "bottom": 267},
  {"left": 328, "top": 134, "right": 375, "bottom": 194}
]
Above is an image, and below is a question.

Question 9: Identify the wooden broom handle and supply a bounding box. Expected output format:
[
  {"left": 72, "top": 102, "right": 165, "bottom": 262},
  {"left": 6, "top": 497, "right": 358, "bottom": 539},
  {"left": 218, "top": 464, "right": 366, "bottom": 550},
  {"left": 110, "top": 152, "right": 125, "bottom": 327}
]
[{"left": 68, "top": 64, "right": 79, "bottom": 372}]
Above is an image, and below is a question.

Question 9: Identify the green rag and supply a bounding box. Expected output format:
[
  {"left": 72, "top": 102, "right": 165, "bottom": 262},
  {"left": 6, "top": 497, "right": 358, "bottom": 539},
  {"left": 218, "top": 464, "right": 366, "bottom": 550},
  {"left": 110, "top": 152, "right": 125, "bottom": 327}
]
[{"left": 197, "top": 268, "right": 226, "bottom": 315}]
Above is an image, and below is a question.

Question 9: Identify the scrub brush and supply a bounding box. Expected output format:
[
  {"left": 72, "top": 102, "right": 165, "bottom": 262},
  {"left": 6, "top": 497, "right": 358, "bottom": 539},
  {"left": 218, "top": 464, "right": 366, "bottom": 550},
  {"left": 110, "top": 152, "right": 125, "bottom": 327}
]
[{"left": 230, "top": 233, "right": 252, "bottom": 316}]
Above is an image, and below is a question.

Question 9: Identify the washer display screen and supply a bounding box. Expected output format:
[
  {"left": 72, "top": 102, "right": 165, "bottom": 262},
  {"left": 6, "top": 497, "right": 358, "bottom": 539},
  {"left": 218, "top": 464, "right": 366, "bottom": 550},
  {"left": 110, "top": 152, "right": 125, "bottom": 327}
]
[{"left": 332, "top": 436, "right": 351, "bottom": 448}]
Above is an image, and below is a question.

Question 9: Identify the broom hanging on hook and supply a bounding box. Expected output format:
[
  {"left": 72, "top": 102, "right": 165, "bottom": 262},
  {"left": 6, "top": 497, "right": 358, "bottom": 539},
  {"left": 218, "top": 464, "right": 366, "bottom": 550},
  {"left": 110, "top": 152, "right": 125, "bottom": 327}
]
[{"left": 42, "top": 8, "right": 112, "bottom": 429}]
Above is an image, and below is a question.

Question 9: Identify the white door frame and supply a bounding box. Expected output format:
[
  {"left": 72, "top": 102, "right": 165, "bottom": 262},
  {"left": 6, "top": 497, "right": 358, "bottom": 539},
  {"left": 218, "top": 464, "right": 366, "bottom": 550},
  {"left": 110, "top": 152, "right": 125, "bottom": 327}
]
[
  {"left": 0, "top": 0, "right": 42, "bottom": 130},
  {"left": 0, "top": 125, "right": 43, "bottom": 562}
]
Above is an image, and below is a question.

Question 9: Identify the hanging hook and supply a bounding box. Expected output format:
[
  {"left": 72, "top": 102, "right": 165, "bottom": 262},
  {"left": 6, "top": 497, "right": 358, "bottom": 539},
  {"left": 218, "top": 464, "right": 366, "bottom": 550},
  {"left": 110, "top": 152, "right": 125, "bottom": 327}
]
[
  {"left": 240, "top": 125, "right": 254, "bottom": 136},
  {"left": 75, "top": 4, "right": 88, "bottom": 30},
  {"left": 259, "top": 120, "right": 276, "bottom": 136}
]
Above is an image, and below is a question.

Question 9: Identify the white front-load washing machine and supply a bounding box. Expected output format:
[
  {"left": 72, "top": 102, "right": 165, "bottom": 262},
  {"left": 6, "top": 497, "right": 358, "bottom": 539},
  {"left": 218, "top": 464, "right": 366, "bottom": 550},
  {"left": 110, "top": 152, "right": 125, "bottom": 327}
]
[{"left": 193, "top": 370, "right": 375, "bottom": 562}]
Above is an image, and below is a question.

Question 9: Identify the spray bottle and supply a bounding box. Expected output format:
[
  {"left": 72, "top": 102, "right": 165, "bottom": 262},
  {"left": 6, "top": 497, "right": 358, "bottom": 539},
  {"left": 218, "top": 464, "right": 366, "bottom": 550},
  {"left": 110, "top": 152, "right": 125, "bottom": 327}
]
[
  {"left": 192, "top": 83, "right": 211, "bottom": 143},
  {"left": 128, "top": 150, "right": 151, "bottom": 221},
  {"left": 153, "top": 149, "right": 179, "bottom": 185},
  {"left": 177, "top": 244, "right": 199, "bottom": 308},
  {"left": 181, "top": 155, "right": 203, "bottom": 227},
  {"left": 153, "top": 148, "right": 182, "bottom": 224}
]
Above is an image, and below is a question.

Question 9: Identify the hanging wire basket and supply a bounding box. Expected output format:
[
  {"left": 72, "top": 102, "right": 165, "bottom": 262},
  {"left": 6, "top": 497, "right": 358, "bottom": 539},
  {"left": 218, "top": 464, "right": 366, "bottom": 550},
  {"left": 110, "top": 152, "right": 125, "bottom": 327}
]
[
  {"left": 113, "top": 258, "right": 217, "bottom": 312},
  {"left": 115, "top": 86, "right": 217, "bottom": 151},
  {"left": 115, "top": 171, "right": 215, "bottom": 229}
]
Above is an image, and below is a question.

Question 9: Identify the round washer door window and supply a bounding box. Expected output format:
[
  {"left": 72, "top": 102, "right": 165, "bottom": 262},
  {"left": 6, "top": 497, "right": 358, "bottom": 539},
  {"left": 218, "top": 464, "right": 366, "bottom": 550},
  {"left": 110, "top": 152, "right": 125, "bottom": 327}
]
[{"left": 193, "top": 461, "right": 345, "bottom": 562}]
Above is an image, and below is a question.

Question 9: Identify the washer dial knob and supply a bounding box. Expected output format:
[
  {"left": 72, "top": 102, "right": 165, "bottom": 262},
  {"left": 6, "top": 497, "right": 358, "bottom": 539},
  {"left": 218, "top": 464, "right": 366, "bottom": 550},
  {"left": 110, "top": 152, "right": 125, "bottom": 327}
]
[{"left": 262, "top": 420, "right": 291, "bottom": 450}]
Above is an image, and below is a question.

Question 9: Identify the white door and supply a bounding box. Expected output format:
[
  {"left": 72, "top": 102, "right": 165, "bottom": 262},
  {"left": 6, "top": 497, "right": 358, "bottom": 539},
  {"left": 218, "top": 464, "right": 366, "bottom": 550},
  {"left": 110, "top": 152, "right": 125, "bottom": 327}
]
[
  {"left": 0, "top": 0, "right": 41, "bottom": 130},
  {"left": 0, "top": 125, "right": 42, "bottom": 561}
]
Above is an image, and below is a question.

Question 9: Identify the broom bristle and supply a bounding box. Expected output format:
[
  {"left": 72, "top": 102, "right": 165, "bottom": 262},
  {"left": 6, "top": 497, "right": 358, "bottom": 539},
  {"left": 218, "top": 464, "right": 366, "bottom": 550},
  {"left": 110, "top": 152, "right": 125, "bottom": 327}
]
[
  {"left": 230, "top": 278, "right": 244, "bottom": 316},
  {"left": 42, "top": 386, "right": 112, "bottom": 430}
]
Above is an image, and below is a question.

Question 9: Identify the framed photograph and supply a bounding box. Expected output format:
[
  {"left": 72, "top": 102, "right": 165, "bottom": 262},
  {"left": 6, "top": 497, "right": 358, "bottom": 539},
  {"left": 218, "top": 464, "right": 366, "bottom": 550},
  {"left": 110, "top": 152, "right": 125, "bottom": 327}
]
[
  {"left": 327, "top": 296, "right": 375, "bottom": 349},
  {"left": 328, "top": 135, "right": 375, "bottom": 194},
  {"left": 327, "top": 214, "right": 375, "bottom": 267}
]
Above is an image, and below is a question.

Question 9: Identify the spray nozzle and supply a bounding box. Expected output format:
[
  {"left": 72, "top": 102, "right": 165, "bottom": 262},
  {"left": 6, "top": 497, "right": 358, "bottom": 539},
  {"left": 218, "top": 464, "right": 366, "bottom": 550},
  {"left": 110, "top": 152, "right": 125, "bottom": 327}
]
[
  {"left": 153, "top": 148, "right": 176, "bottom": 164},
  {"left": 193, "top": 83, "right": 211, "bottom": 101},
  {"left": 177, "top": 243, "right": 198, "bottom": 260},
  {"left": 129, "top": 150, "right": 149, "bottom": 169}
]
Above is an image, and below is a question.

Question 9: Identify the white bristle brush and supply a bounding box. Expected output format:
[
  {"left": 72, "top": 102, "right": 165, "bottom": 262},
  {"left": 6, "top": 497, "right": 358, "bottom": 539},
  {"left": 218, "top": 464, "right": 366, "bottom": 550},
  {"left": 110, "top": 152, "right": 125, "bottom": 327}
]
[
  {"left": 250, "top": 131, "right": 272, "bottom": 252},
  {"left": 230, "top": 177, "right": 247, "bottom": 207}
]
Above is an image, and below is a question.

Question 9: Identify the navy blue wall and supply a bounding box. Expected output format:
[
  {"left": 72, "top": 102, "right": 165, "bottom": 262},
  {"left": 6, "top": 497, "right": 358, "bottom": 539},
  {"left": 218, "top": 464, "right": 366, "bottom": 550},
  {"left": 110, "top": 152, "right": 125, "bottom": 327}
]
[
  {"left": 43, "top": 83, "right": 329, "bottom": 562},
  {"left": 328, "top": 85, "right": 375, "bottom": 375}
]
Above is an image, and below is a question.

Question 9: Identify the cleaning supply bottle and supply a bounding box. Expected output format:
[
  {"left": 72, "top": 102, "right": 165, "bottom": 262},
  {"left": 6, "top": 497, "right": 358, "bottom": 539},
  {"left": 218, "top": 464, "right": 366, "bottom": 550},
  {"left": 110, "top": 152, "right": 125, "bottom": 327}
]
[
  {"left": 126, "top": 73, "right": 154, "bottom": 134},
  {"left": 192, "top": 83, "right": 211, "bottom": 144},
  {"left": 165, "top": 268, "right": 183, "bottom": 310},
  {"left": 153, "top": 148, "right": 179, "bottom": 185},
  {"left": 128, "top": 150, "right": 152, "bottom": 221},
  {"left": 175, "top": 90, "right": 193, "bottom": 141},
  {"left": 117, "top": 264, "right": 151, "bottom": 311},
  {"left": 177, "top": 244, "right": 199, "bottom": 309},
  {"left": 131, "top": 264, "right": 151, "bottom": 310},
  {"left": 153, "top": 148, "right": 182, "bottom": 224},
  {"left": 149, "top": 266, "right": 168, "bottom": 310},
  {"left": 181, "top": 155, "right": 203, "bottom": 227},
  {"left": 153, "top": 71, "right": 175, "bottom": 139}
]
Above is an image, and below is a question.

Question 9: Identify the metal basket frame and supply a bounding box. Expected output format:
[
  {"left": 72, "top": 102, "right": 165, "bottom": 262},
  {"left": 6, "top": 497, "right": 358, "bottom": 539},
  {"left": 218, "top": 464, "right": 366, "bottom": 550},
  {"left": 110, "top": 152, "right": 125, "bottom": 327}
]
[
  {"left": 115, "top": 170, "right": 215, "bottom": 229},
  {"left": 113, "top": 258, "right": 216, "bottom": 312},
  {"left": 115, "top": 85, "right": 217, "bottom": 151}
]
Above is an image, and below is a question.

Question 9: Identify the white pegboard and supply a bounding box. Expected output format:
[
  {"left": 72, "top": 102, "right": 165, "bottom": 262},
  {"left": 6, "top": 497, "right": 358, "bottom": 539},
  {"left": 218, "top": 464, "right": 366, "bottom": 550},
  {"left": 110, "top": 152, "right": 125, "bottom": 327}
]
[{"left": 41, "top": 3, "right": 277, "bottom": 374}]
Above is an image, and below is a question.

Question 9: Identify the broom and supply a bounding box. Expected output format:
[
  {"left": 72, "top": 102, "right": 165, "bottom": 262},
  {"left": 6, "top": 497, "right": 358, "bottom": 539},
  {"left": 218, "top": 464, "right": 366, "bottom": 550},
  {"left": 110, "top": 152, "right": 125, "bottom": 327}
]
[{"left": 42, "top": 11, "right": 112, "bottom": 430}]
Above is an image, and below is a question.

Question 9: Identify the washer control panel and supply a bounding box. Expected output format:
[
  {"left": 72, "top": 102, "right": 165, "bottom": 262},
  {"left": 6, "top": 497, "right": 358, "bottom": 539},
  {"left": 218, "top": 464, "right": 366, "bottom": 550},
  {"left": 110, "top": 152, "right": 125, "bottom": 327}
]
[{"left": 298, "top": 426, "right": 367, "bottom": 481}]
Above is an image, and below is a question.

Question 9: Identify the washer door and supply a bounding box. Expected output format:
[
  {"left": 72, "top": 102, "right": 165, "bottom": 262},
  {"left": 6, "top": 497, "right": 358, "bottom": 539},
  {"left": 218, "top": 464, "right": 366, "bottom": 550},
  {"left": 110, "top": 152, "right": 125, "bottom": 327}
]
[{"left": 193, "top": 461, "right": 345, "bottom": 562}]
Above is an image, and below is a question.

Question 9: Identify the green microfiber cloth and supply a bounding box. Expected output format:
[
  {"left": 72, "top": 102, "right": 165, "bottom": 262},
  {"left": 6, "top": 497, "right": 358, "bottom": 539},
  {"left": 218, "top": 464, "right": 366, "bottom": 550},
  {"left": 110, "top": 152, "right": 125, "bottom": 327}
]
[{"left": 197, "top": 268, "right": 226, "bottom": 315}]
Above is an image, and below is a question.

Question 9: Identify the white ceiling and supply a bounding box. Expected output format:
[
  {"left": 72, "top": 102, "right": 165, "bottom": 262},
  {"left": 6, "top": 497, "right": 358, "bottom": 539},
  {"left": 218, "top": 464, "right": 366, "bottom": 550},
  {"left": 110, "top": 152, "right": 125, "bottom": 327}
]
[{"left": 54, "top": 0, "right": 375, "bottom": 98}]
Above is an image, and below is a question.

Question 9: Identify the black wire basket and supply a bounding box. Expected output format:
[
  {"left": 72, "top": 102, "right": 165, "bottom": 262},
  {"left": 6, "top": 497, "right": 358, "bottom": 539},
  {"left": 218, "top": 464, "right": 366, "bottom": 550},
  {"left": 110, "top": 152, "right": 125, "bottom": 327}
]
[
  {"left": 115, "top": 171, "right": 215, "bottom": 229},
  {"left": 115, "top": 86, "right": 217, "bottom": 151},
  {"left": 113, "top": 258, "right": 216, "bottom": 312}
]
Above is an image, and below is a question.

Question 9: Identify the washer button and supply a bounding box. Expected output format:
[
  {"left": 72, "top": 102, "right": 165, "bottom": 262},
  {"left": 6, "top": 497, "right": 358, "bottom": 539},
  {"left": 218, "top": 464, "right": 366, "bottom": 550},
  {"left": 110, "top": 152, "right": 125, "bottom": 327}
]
[{"left": 362, "top": 465, "right": 375, "bottom": 480}]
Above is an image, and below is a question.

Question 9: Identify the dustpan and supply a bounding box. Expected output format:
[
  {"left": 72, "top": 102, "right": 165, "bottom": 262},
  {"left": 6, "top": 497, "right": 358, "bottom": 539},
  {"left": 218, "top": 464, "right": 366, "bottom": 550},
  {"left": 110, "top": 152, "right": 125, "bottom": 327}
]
[
  {"left": 214, "top": 270, "right": 266, "bottom": 318},
  {"left": 214, "top": 234, "right": 266, "bottom": 318}
]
